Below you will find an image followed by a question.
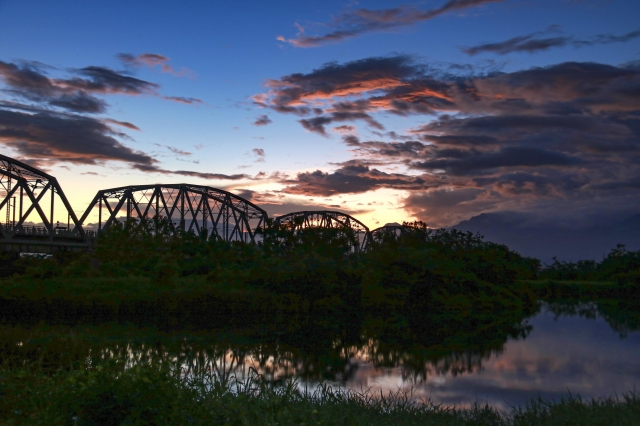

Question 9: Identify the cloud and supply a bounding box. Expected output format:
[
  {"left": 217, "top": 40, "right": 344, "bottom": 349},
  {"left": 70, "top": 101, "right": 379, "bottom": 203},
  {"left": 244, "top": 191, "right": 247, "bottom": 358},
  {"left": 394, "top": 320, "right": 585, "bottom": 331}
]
[
  {"left": 167, "top": 146, "right": 192, "bottom": 156},
  {"left": 403, "top": 188, "right": 493, "bottom": 227},
  {"left": 412, "top": 146, "right": 584, "bottom": 176},
  {"left": 342, "top": 134, "right": 430, "bottom": 159},
  {"left": 463, "top": 35, "right": 571, "bottom": 55},
  {"left": 0, "top": 59, "right": 160, "bottom": 116},
  {"left": 253, "top": 114, "right": 272, "bottom": 126},
  {"left": 117, "top": 53, "right": 196, "bottom": 78},
  {"left": 463, "top": 28, "right": 640, "bottom": 55},
  {"left": 158, "top": 169, "right": 248, "bottom": 180},
  {"left": 300, "top": 112, "right": 383, "bottom": 136},
  {"left": 332, "top": 125, "right": 357, "bottom": 134},
  {"left": 279, "top": 0, "right": 505, "bottom": 47},
  {"left": 264, "top": 55, "right": 640, "bottom": 225},
  {"left": 255, "top": 55, "right": 455, "bottom": 132},
  {"left": 48, "top": 92, "right": 107, "bottom": 113},
  {"left": 235, "top": 188, "right": 372, "bottom": 217},
  {"left": 580, "top": 28, "right": 640, "bottom": 45},
  {"left": 252, "top": 148, "right": 265, "bottom": 162},
  {"left": 0, "top": 106, "right": 156, "bottom": 166},
  {"left": 0, "top": 59, "right": 244, "bottom": 182},
  {"left": 164, "top": 96, "right": 204, "bottom": 104},
  {"left": 66, "top": 66, "right": 159, "bottom": 95},
  {"left": 281, "top": 160, "right": 431, "bottom": 196},
  {"left": 103, "top": 119, "right": 140, "bottom": 131}
]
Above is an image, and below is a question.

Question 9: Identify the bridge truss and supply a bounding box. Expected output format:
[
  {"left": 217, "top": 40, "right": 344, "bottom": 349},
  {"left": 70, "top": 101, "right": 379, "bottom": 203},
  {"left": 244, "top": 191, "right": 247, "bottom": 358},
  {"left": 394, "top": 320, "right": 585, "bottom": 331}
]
[
  {"left": 273, "top": 211, "right": 372, "bottom": 252},
  {"left": 371, "top": 224, "right": 411, "bottom": 243},
  {"left": 78, "top": 184, "right": 268, "bottom": 243},
  {"left": 0, "top": 153, "right": 90, "bottom": 253}
]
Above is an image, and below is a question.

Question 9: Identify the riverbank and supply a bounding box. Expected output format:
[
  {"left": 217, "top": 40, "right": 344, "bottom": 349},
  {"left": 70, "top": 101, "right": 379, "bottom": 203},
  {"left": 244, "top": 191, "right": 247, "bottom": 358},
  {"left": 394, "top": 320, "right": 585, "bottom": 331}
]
[
  {"left": 3, "top": 275, "right": 636, "bottom": 325},
  {"left": 0, "top": 273, "right": 536, "bottom": 324},
  {"left": 2, "top": 362, "right": 639, "bottom": 425}
]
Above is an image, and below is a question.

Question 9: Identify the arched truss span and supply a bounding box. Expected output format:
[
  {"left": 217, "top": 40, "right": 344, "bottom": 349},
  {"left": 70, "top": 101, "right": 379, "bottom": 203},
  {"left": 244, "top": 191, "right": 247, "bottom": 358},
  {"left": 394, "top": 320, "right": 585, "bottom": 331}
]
[
  {"left": 0, "top": 153, "right": 89, "bottom": 251},
  {"left": 79, "top": 184, "right": 268, "bottom": 243},
  {"left": 273, "top": 210, "right": 372, "bottom": 252}
]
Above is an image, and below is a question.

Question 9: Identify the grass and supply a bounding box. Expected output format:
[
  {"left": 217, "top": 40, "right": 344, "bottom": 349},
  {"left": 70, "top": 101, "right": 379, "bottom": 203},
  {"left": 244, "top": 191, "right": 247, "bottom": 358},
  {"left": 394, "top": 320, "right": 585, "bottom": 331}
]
[{"left": 1, "top": 361, "right": 639, "bottom": 425}]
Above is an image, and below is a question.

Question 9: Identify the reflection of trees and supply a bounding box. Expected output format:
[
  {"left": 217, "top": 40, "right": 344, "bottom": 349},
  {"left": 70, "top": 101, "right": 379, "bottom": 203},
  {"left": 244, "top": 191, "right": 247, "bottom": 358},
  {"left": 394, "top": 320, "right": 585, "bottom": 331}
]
[
  {"left": 542, "top": 301, "right": 640, "bottom": 338},
  {"left": 1, "top": 311, "right": 534, "bottom": 386},
  {"left": 350, "top": 314, "right": 533, "bottom": 384}
]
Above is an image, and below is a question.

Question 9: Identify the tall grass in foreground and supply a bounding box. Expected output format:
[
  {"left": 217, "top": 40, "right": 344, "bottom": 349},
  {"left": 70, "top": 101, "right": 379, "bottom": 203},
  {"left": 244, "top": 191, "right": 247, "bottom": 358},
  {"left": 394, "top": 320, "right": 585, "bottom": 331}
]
[{"left": 2, "top": 361, "right": 639, "bottom": 425}]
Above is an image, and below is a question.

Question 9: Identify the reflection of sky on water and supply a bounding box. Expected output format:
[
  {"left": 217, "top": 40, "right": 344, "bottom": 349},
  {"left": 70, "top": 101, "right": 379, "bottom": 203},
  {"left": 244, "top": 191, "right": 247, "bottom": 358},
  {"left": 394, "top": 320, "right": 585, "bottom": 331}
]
[{"left": 323, "top": 307, "right": 640, "bottom": 409}]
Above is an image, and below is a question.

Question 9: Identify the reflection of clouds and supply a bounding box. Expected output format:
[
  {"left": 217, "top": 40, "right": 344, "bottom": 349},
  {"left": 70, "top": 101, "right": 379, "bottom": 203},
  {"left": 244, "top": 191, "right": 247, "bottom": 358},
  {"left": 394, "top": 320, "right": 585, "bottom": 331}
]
[
  {"left": 395, "top": 309, "right": 640, "bottom": 409},
  {"left": 295, "top": 309, "right": 640, "bottom": 409}
]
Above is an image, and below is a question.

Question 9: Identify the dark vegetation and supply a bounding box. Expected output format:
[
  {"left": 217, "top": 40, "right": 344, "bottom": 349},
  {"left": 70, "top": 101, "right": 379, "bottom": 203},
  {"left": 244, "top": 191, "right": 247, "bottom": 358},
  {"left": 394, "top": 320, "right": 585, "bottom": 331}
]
[
  {"left": 539, "top": 243, "right": 640, "bottom": 285},
  {"left": 2, "top": 360, "right": 639, "bottom": 425},
  {"left": 1, "top": 217, "right": 541, "bottom": 324}
]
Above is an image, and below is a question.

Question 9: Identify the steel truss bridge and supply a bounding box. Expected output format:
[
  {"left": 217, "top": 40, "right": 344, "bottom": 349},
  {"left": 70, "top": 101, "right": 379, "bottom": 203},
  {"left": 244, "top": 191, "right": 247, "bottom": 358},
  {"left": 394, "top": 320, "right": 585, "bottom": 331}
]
[
  {"left": 1, "top": 153, "right": 405, "bottom": 253},
  {"left": 274, "top": 211, "right": 372, "bottom": 253},
  {"left": 78, "top": 184, "right": 268, "bottom": 244}
]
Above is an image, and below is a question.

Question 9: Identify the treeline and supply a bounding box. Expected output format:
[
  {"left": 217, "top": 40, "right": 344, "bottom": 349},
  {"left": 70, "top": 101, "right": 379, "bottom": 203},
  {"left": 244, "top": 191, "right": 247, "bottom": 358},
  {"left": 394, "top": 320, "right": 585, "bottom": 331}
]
[
  {"left": 539, "top": 244, "right": 640, "bottom": 285},
  {"left": 1, "top": 217, "right": 539, "bottom": 290},
  {"left": 0, "top": 217, "right": 540, "bottom": 325}
]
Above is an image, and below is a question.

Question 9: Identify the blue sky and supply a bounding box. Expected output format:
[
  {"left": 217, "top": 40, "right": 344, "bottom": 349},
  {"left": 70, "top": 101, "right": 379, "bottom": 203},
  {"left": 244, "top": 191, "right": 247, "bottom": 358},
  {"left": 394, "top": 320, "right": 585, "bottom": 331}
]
[{"left": 1, "top": 0, "right": 639, "bottom": 228}]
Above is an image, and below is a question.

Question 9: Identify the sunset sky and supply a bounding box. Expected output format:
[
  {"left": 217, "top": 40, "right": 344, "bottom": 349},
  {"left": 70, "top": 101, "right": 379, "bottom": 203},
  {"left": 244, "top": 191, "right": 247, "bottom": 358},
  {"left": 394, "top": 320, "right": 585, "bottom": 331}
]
[{"left": 1, "top": 0, "right": 639, "bottom": 229}]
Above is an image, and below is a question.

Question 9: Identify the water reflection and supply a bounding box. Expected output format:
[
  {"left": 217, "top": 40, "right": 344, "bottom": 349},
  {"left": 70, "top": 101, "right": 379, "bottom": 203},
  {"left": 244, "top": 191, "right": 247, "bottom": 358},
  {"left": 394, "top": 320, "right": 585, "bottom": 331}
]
[{"left": 3, "top": 302, "right": 640, "bottom": 409}]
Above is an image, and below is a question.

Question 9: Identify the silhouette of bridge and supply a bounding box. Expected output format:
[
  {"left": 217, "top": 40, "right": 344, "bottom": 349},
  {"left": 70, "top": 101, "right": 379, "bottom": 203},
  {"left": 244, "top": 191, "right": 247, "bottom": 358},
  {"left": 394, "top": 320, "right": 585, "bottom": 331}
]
[{"left": 1, "top": 153, "right": 400, "bottom": 253}]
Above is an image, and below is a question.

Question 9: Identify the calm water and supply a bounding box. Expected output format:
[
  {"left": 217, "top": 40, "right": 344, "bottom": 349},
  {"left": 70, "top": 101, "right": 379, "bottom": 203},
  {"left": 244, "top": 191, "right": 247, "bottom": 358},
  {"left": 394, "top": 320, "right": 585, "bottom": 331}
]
[
  {"left": 4, "top": 302, "right": 640, "bottom": 409},
  {"left": 328, "top": 306, "right": 640, "bottom": 409}
]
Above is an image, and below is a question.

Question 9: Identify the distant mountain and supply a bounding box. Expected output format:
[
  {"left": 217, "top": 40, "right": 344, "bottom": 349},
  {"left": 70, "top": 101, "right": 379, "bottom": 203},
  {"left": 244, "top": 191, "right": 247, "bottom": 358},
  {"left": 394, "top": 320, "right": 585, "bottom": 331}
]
[{"left": 450, "top": 212, "right": 640, "bottom": 264}]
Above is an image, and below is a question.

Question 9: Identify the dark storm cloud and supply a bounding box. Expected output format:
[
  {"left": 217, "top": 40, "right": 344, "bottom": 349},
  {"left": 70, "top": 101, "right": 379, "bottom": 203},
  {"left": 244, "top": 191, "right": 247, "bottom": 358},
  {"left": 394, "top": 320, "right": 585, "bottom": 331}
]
[
  {"left": 403, "top": 187, "right": 497, "bottom": 226},
  {"left": 418, "top": 115, "right": 630, "bottom": 141},
  {"left": 279, "top": 0, "right": 505, "bottom": 47},
  {"left": 463, "top": 28, "right": 640, "bottom": 55},
  {"left": 281, "top": 160, "right": 430, "bottom": 196},
  {"left": 421, "top": 134, "right": 500, "bottom": 147},
  {"left": 342, "top": 135, "right": 430, "bottom": 159},
  {"left": 48, "top": 92, "right": 107, "bottom": 113},
  {"left": 0, "top": 107, "right": 155, "bottom": 165},
  {"left": 253, "top": 114, "right": 272, "bottom": 126},
  {"left": 413, "top": 146, "right": 583, "bottom": 176}
]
